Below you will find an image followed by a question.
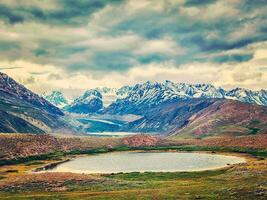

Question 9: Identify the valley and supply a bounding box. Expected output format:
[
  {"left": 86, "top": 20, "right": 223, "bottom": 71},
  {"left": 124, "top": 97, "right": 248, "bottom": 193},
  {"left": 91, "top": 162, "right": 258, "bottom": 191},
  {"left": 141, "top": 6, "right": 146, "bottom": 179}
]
[
  {"left": 1, "top": 1, "right": 267, "bottom": 199},
  {"left": 0, "top": 72, "right": 267, "bottom": 199},
  {"left": 1, "top": 72, "right": 267, "bottom": 137}
]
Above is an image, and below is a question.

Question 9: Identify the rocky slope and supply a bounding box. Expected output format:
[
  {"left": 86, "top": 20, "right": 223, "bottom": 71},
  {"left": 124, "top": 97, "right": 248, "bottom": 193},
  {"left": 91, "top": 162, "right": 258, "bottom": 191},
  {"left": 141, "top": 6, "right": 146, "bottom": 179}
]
[
  {"left": 122, "top": 134, "right": 160, "bottom": 147},
  {"left": 173, "top": 100, "right": 267, "bottom": 138},
  {"left": 122, "top": 98, "right": 218, "bottom": 133},
  {"left": 0, "top": 73, "right": 69, "bottom": 134},
  {"left": 0, "top": 72, "right": 63, "bottom": 116},
  {"left": 119, "top": 97, "right": 267, "bottom": 137}
]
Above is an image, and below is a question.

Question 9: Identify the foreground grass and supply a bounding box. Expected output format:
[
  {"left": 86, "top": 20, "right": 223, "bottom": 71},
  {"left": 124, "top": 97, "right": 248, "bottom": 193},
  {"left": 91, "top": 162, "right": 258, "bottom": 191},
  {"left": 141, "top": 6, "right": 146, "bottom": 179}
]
[
  {"left": 0, "top": 145, "right": 266, "bottom": 199},
  {"left": 1, "top": 164, "right": 266, "bottom": 200}
]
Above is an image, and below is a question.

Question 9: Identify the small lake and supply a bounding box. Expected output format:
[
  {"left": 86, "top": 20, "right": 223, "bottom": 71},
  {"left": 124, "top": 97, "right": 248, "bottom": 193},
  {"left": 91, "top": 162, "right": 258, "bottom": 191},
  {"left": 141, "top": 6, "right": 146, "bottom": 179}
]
[{"left": 44, "top": 152, "right": 246, "bottom": 174}]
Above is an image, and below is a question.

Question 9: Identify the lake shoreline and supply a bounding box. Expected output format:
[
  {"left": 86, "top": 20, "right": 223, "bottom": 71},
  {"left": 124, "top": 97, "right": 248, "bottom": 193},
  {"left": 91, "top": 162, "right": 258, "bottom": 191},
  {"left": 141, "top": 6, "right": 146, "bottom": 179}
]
[
  {"left": 0, "top": 140, "right": 266, "bottom": 199},
  {"left": 32, "top": 149, "right": 250, "bottom": 174}
]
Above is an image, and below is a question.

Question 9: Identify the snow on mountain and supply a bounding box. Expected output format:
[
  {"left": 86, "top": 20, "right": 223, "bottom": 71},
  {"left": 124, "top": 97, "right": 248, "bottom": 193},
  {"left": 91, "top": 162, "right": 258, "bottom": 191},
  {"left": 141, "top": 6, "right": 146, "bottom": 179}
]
[
  {"left": 122, "top": 81, "right": 267, "bottom": 106},
  {"left": 43, "top": 81, "right": 267, "bottom": 115},
  {"left": 164, "top": 81, "right": 225, "bottom": 99},
  {"left": 65, "top": 89, "right": 103, "bottom": 114},
  {"left": 104, "top": 81, "right": 267, "bottom": 115},
  {"left": 225, "top": 88, "right": 267, "bottom": 105},
  {"left": 42, "top": 91, "right": 69, "bottom": 108}
]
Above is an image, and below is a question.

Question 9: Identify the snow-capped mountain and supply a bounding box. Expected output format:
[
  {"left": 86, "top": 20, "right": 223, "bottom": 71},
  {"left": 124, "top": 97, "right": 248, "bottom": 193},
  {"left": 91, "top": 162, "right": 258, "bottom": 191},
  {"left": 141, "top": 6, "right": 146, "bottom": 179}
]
[
  {"left": 124, "top": 81, "right": 267, "bottom": 106},
  {"left": 164, "top": 81, "right": 225, "bottom": 99},
  {"left": 42, "top": 91, "right": 69, "bottom": 108},
  {"left": 104, "top": 81, "right": 267, "bottom": 115},
  {"left": 65, "top": 89, "right": 103, "bottom": 114},
  {"left": 225, "top": 88, "right": 267, "bottom": 105},
  {"left": 43, "top": 81, "right": 267, "bottom": 115}
]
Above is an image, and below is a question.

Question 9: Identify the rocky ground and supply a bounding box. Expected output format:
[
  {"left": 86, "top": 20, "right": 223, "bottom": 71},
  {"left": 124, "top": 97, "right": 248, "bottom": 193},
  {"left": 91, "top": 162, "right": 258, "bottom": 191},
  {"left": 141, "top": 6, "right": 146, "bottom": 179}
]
[{"left": 121, "top": 134, "right": 160, "bottom": 147}]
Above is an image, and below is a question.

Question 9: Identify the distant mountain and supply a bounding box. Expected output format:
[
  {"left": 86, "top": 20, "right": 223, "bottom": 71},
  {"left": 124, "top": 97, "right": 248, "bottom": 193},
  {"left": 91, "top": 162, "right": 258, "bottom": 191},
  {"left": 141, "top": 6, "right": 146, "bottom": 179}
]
[
  {"left": 100, "top": 81, "right": 267, "bottom": 136},
  {"left": 123, "top": 98, "right": 218, "bottom": 133},
  {"left": 225, "top": 88, "right": 267, "bottom": 105},
  {"left": 65, "top": 89, "right": 103, "bottom": 114},
  {"left": 33, "top": 80, "right": 267, "bottom": 137},
  {"left": 119, "top": 97, "right": 267, "bottom": 136},
  {"left": 53, "top": 81, "right": 267, "bottom": 115},
  {"left": 63, "top": 86, "right": 133, "bottom": 114},
  {"left": 42, "top": 91, "right": 69, "bottom": 108},
  {"left": 104, "top": 81, "right": 267, "bottom": 115},
  {"left": 0, "top": 72, "right": 70, "bottom": 134}
]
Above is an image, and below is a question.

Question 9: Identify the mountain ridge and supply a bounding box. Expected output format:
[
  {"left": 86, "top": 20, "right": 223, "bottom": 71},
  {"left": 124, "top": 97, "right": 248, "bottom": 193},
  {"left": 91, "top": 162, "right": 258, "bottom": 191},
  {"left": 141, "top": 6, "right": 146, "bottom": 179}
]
[
  {"left": 1, "top": 72, "right": 266, "bottom": 137},
  {"left": 64, "top": 89, "right": 103, "bottom": 114},
  {"left": 0, "top": 72, "right": 70, "bottom": 134},
  {"left": 44, "top": 81, "right": 267, "bottom": 115},
  {"left": 0, "top": 72, "right": 63, "bottom": 116}
]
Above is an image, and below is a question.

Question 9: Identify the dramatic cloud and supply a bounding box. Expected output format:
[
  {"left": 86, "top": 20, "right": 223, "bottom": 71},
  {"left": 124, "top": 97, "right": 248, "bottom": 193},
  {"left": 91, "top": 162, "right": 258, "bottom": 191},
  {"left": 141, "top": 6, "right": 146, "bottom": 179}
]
[{"left": 0, "top": 0, "right": 267, "bottom": 94}]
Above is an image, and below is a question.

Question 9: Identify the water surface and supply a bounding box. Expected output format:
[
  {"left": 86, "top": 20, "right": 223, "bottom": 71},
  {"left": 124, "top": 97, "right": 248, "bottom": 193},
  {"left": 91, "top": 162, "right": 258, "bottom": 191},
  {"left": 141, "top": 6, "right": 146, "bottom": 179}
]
[{"left": 45, "top": 152, "right": 246, "bottom": 174}]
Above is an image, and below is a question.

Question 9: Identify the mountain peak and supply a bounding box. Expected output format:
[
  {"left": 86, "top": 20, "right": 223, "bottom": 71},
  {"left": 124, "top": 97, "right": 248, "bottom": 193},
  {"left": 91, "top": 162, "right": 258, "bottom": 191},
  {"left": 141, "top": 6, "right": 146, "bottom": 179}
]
[
  {"left": 0, "top": 73, "right": 63, "bottom": 116},
  {"left": 0, "top": 72, "right": 8, "bottom": 77},
  {"left": 65, "top": 89, "right": 103, "bottom": 114},
  {"left": 83, "top": 89, "right": 102, "bottom": 99},
  {"left": 43, "top": 90, "right": 69, "bottom": 108}
]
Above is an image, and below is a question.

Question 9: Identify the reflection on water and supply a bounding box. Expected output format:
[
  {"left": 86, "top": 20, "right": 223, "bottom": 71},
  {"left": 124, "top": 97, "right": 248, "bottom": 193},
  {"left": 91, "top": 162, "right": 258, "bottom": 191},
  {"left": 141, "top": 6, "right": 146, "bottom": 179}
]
[{"left": 44, "top": 152, "right": 246, "bottom": 174}]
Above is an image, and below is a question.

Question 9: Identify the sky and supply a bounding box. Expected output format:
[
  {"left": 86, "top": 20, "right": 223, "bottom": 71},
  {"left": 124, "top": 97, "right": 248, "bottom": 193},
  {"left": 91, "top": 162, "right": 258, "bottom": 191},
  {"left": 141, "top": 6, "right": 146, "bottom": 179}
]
[{"left": 0, "top": 0, "right": 267, "bottom": 98}]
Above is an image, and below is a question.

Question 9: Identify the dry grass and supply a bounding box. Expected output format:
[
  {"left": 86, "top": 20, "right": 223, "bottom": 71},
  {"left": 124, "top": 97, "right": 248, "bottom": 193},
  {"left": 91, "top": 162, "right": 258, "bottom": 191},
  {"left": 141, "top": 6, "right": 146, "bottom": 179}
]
[
  {"left": 0, "top": 133, "right": 121, "bottom": 160},
  {"left": 168, "top": 134, "right": 267, "bottom": 149}
]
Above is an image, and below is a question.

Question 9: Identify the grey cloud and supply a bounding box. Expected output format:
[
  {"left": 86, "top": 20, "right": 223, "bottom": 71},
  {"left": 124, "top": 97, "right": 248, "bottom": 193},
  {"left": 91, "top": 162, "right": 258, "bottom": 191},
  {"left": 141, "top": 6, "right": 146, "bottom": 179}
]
[
  {"left": 0, "top": 0, "right": 124, "bottom": 25},
  {"left": 0, "top": 0, "right": 267, "bottom": 76}
]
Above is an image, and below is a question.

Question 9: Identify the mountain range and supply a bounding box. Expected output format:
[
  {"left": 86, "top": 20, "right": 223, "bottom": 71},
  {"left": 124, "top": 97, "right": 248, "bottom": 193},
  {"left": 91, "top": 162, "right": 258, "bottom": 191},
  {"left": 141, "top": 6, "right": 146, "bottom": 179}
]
[
  {"left": 0, "top": 72, "right": 266, "bottom": 137},
  {"left": 43, "top": 81, "right": 267, "bottom": 114},
  {"left": 42, "top": 80, "right": 267, "bottom": 137}
]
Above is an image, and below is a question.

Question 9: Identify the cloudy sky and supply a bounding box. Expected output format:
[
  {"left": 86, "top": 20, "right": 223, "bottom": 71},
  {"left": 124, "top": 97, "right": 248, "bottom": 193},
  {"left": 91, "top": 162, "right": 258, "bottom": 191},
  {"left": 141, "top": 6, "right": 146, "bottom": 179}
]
[{"left": 0, "top": 0, "right": 267, "bottom": 97}]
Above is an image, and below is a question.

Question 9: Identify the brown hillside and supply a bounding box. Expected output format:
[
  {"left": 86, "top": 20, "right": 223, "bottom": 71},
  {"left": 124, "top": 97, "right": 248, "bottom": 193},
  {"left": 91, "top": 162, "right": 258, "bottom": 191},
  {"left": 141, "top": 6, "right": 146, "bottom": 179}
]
[{"left": 172, "top": 100, "right": 267, "bottom": 138}]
